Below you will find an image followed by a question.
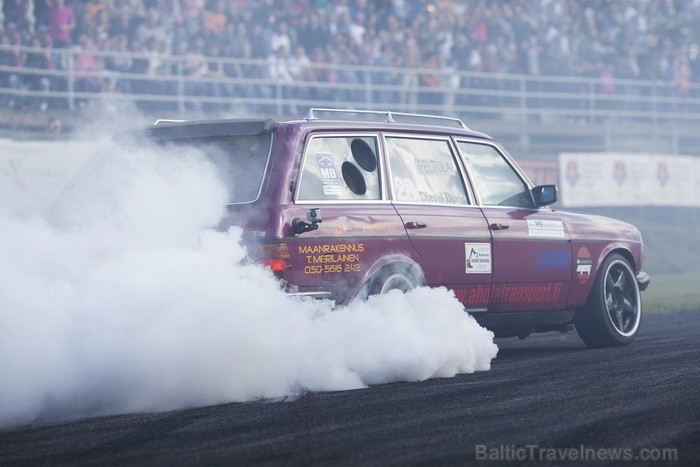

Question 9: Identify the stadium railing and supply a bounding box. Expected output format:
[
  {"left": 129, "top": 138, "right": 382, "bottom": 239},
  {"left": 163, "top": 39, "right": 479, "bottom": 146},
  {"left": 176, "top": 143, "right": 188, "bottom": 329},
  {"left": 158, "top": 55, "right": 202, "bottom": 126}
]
[{"left": 1, "top": 44, "right": 699, "bottom": 133}]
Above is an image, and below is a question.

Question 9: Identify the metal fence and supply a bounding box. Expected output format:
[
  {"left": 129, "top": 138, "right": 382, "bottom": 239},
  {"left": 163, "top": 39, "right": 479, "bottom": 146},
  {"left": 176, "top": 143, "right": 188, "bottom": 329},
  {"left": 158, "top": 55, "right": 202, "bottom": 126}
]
[{"left": 2, "top": 44, "right": 700, "bottom": 150}]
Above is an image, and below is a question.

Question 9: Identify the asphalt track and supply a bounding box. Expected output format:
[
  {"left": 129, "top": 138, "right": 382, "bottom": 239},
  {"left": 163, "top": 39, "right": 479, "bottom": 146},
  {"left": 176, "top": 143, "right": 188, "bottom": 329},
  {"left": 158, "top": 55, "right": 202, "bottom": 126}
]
[{"left": 1, "top": 310, "right": 698, "bottom": 466}]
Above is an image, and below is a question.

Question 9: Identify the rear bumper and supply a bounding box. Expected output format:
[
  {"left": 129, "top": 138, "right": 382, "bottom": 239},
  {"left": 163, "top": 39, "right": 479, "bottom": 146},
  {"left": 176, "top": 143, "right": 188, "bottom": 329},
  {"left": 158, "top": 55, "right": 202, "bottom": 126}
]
[
  {"left": 286, "top": 291, "right": 333, "bottom": 300},
  {"left": 637, "top": 271, "right": 651, "bottom": 291}
]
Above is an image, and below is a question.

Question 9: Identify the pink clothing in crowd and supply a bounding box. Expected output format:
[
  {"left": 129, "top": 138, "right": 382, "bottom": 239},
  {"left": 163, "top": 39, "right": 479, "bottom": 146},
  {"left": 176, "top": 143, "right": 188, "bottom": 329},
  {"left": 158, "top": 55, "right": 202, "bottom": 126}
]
[{"left": 49, "top": 4, "right": 75, "bottom": 44}]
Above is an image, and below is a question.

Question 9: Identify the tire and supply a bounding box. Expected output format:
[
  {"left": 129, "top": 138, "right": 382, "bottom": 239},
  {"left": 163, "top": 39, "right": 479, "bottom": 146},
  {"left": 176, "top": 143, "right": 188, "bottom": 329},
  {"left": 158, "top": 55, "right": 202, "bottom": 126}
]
[
  {"left": 367, "top": 264, "right": 420, "bottom": 296},
  {"left": 574, "top": 253, "right": 642, "bottom": 348}
]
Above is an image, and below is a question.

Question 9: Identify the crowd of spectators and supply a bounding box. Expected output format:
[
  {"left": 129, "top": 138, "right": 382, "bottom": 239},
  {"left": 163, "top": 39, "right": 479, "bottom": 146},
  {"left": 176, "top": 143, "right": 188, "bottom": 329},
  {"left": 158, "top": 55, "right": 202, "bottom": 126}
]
[{"left": 0, "top": 0, "right": 698, "bottom": 112}]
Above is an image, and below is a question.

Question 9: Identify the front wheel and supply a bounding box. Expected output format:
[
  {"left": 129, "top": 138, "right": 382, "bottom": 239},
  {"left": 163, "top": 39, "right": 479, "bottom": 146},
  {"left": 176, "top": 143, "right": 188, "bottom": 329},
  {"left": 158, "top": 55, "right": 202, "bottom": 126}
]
[{"left": 574, "top": 254, "right": 642, "bottom": 348}]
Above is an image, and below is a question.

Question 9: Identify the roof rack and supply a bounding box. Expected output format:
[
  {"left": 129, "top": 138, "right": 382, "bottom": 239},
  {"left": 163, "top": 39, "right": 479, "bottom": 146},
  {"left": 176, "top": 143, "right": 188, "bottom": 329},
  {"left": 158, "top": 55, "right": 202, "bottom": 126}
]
[
  {"left": 153, "top": 119, "right": 188, "bottom": 125},
  {"left": 303, "top": 108, "right": 469, "bottom": 129}
]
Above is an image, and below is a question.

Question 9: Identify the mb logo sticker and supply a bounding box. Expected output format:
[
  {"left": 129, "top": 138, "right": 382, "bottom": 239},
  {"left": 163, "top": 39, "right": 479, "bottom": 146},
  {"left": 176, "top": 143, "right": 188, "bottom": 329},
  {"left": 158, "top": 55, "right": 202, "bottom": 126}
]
[
  {"left": 465, "top": 243, "right": 492, "bottom": 274},
  {"left": 315, "top": 152, "right": 342, "bottom": 195}
]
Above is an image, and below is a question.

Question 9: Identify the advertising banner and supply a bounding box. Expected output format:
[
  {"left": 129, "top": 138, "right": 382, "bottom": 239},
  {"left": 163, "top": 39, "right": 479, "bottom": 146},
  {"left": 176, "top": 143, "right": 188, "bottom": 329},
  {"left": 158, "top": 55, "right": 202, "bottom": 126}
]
[
  {"left": 0, "top": 139, "right": 96, "bottom": 214},
  {"left": 559, "top": 153, "right": 698, "bottom": 207}
]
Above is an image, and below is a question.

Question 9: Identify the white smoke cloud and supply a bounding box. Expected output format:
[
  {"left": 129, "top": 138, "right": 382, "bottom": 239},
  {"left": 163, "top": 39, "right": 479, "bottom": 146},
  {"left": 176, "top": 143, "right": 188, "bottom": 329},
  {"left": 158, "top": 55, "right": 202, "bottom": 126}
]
[{"left": 0, "top": 139, "right": 497, "bottom": 428}]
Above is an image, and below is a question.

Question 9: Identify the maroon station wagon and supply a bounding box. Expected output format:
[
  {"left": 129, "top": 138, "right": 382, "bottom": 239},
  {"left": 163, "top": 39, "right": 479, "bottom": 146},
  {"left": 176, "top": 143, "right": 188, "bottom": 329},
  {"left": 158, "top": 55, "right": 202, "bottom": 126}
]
[{"left": 115, "top": 109, "right": 650, "bottom": 348}]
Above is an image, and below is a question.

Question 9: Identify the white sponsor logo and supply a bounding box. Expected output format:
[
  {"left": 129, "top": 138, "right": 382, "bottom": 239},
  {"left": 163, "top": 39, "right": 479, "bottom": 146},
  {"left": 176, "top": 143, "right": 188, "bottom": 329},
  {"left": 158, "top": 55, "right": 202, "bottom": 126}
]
[
  {"left": 527, "top": 219, "right": 565, "bottom": 238},
  {"left": 576, "top": 257, "right": 592, "bottom": 276},
  {"left": 465, "top": 243, "right": 492, "bottom": 274}
]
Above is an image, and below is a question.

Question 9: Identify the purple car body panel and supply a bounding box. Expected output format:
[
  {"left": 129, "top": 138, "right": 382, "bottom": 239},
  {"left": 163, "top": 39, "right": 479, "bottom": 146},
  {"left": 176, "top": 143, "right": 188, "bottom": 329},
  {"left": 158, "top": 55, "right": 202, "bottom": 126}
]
[{"left": 479, "top": 207, "right": 572, "bottom": 312}]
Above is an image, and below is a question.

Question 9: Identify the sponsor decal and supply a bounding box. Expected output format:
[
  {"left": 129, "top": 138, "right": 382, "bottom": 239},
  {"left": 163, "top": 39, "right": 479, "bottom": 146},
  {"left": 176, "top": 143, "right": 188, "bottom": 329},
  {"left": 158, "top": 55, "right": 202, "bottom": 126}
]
[
  {"left": 393, "top": 176, "right": 417, "bottom": 201},
  {"left": 575, "top": 246, "right": 593, "bottom": 284},
  {"left": 491, "top": 282, "right": 562, "bottom": 305},
  {"left": 527, "top": 219, "right": 565, "bottom": 238},
  {"left": 613, "top": 160, "right": 627, "bottom": 186},
  {"left": 299, "top": 243, "right": 364, "bottom": 275},
  {"left": 657, "top": 161, "right": 669, "bottom": 186},
  {"left": 416, "top": 191, "right": 467, "bottom": 204},
  {"left": 465, "top": 243, "right": 492, "bottom": 274},
  {"left": 393, "top": 176, "right": 467, "bottom": 205},
  {"left": 316, "top": 152, "right": 342, "bottom": 195},
  {"left": 536, "top": 251, "right": 572, "bottom": 270},
  {"left": 359, "top": 223, "right": 397, "bottom": 234},
  {"left": 414, "top": 158, "right": 457, "bottom": 176},
  {"left": 565, "top": 160, "right": 579, "bottom": 186},
  {"left": 336, "top": 223, "right": 398, "bottom": 236},
  {"left": 454, "top": 282, "right": 563, "bottom": 306}
]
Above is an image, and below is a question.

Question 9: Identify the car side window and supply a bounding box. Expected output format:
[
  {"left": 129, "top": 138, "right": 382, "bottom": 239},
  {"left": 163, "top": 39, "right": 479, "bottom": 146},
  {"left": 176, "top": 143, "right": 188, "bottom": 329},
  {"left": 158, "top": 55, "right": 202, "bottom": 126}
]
[
  {"left": 385, "top": 136, "right": 469, "bottom": 205},
  {"left": 297, "top": 136, "right": 381, "bottom": 201},
  {"left": 457, "top": 141, "right": 535, "bottom": 209}
]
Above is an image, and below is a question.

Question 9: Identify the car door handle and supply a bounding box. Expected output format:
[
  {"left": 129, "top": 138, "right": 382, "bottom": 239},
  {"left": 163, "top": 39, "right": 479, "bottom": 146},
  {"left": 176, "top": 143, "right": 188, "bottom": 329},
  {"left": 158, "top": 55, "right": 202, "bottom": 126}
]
[
  {"left": 490, "top": 223, "right": 510, "bottom": 230},
  {"left": 405, "top": 221, "right": 427, "bottom": 229}
]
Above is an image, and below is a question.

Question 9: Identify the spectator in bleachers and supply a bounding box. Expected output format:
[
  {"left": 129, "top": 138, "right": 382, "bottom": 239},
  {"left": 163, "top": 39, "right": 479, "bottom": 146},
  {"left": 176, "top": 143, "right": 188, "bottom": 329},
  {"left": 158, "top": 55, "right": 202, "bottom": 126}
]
[
  {"left": 297, "top": 12, "right": 329, "bottom": 58},
  {"left": 236, "top": 39, "right": 272, "bottom": 112},
  {"left": 47, "top": 0, "right": 74, "bottom": 48},
  {"left": 135, "top": 7, "right": 169, "bottom": 46},
  {"left": 181, "top": 0, "right": 204, "bottom": 38},
  {"left": 288, "top": 45, "right": 311, "bottom": 102},
  {"left": 270, "top": 21, "right": 292, "bottom": 57},
  {"left": 267, "top": 44, "right": 293, "bottom": 110},
  {"left": 182, "top": 35, "right": 208, "bottom": 109},
  {"left": 72, "top": 34, "right": 102, "bottom": 107},
  {"left": 22, "top": 34, "right": 51, "bottom": 110},
  {"left": 0, "top": 31, "right": 22, "bottom": 108},
  {"left": 372, "top": 45, "right": 396, "bottom": 104},
  {"left": 203, "top": 0, "right": 227, "bottom": 37},
  {"left": 104, "top": 33, "right": 132, "bottom": 94},
  {"left": 418, "top": 50, "right": 442, "bottom": 105},
  {"left": 248, "top": 23, "right": 267, "bottom": 59},
  {"left": 78, "top": 0, "right": 107, "bottom": 43},
  {"left": 203, "top": 41, "right": 225, "bottom": 110}
]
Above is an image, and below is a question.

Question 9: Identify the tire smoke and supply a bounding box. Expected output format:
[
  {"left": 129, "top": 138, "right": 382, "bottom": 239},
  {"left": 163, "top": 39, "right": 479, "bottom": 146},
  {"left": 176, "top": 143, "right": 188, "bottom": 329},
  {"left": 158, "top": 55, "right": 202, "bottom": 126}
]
[{"left": 0, "top": 140, "right": 497, "bottom": 428}]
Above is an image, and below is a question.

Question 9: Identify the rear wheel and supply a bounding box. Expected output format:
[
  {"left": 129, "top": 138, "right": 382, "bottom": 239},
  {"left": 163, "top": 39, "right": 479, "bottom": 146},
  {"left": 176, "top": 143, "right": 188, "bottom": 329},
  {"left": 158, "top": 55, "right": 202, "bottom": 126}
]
[
  {"left": 367, "top": 264, "right": 420, "bottom": 296},
  {"left": 574, "top": 254, "right": 641, "bottom": 348}
]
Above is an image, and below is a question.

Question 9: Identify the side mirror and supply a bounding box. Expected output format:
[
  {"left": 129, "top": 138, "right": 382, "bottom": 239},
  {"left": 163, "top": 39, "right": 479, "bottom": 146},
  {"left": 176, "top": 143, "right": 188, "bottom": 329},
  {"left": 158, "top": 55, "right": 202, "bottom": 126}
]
[{"left": 532, "top": 184, "right": 558, "bottom": 207}]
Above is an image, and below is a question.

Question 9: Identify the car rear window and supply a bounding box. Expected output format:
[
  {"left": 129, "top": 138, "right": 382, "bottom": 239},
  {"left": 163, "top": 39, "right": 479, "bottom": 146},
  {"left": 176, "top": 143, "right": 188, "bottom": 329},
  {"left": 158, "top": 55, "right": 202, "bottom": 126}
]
[{"left": 159, "top": 134, "right": 272, "bottom": 204}]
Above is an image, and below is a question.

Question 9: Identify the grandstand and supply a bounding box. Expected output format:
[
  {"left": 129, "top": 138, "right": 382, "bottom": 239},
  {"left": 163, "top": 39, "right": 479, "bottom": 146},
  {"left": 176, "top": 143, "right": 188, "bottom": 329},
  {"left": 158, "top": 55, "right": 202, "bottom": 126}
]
[{"left": 1, "top": 0, "right": 699, "bottom": 155}]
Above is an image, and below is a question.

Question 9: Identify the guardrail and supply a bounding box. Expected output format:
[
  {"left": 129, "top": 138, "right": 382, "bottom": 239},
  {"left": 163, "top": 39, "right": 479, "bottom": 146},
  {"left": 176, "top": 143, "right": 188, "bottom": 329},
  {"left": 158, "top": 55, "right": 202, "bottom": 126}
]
[{"left": 2, "top": 44, "right": 700, "bottom": 139}]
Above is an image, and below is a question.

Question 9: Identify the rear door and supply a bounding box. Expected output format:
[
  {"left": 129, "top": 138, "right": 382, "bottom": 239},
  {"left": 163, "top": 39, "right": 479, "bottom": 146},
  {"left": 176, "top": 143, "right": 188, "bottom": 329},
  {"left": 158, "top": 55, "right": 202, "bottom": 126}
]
[
  {"left": 456, "top": 140, "right": 572, "bottom": 312},
  {"left": 384, "top": 134, "right": 493, "bottom": 310},
  {"left": 290, "top": 132, "right": 414, "bottom": 301}
]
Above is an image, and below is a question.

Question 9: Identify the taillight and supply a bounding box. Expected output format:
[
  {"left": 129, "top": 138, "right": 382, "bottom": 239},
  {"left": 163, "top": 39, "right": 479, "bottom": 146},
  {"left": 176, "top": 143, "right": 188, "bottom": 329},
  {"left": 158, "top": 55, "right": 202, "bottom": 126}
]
[
  {"left": 261, "top": 243, "right": 290, "bottom": 277},
  {"left": 262, "top": 259, "right": 287, "bottom": 272}
]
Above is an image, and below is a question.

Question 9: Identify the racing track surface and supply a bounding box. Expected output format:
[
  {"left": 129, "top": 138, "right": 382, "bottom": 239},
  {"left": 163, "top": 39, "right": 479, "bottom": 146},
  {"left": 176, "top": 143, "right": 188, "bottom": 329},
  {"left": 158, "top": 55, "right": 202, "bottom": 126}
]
[{"left": 1, "top": 310, "right": 698, "bottom": 466}]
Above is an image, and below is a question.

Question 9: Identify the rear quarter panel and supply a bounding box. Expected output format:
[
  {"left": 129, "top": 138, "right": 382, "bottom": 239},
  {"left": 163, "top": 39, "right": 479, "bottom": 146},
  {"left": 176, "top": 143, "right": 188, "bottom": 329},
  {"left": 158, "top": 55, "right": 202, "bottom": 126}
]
[{"left": 235, "top": 123, "right": 422, "bottom": 302}]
